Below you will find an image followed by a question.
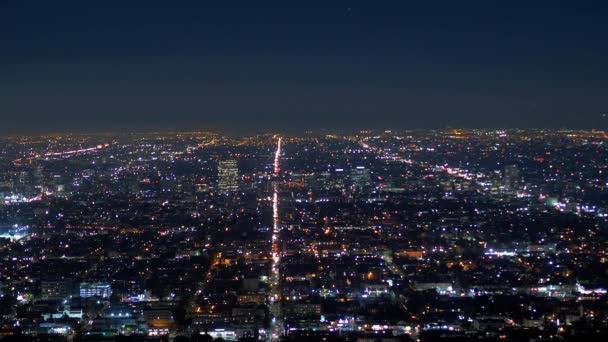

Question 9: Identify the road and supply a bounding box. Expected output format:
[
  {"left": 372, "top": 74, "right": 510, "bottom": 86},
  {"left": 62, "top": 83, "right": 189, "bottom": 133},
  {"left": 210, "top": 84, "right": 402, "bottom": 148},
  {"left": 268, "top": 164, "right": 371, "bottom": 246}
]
[{"left": 268, "top": 137, "right": 283, "bottom": 341}]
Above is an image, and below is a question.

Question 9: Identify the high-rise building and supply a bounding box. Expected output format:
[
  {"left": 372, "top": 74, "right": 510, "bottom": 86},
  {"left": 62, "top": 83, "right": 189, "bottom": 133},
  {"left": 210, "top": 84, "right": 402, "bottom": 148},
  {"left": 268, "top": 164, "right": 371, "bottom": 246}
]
[
  {"left": 80, "top": 282, "right": 112, "bottom": 298},
  {"left": 503, "top": 164, "right": 521, "bottom": 193},
  {"left": 218, "top": 159, "right": 239, "bottom": 192},
  {"left": 351, "top": 166, "right": 372, "bottom": 190}
]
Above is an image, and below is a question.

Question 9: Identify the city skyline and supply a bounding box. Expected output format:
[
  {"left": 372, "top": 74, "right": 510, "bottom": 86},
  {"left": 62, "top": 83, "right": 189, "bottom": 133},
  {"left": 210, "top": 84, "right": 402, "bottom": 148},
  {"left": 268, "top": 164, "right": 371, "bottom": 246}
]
[
  {"left": 1, "top": 130, "right": 608, "bottom": 340},
  {"left": 2, "top": 1, "right": 608, "bottom": 341}
]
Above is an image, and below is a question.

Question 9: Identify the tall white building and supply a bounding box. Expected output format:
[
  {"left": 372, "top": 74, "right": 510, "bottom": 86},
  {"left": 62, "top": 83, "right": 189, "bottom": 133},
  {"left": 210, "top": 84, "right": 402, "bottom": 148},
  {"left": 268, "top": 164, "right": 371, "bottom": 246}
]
[{"left": 218, "top": 159, "right": 239, "bottom": 192}]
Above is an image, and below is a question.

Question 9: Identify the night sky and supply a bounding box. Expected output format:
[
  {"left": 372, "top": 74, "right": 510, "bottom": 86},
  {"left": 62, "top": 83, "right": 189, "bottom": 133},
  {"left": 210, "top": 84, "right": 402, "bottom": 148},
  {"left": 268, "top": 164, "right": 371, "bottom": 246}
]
[{"left": 1, "top": 1, "right": 607, "bottom": 133}]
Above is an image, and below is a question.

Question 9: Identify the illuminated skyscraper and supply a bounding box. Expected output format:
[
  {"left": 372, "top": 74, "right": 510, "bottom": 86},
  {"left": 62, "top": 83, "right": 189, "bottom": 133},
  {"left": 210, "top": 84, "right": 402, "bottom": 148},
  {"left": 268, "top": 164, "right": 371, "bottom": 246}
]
[
  {"left": 351, "top": 166, "right": 372, "bottom": 191},
  {"left": 503, "top": 164, "right": 521, "bottom": 193},
  {"left": 218, "top": 159, "right": 239, "bottom": 192}
]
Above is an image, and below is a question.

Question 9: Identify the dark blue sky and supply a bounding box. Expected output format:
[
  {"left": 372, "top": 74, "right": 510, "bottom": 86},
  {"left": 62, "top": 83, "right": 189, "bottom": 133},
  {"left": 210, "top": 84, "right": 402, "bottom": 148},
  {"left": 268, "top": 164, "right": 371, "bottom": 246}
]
[{"left": 1, "top": 0, "right": 607, "bottom": 133}]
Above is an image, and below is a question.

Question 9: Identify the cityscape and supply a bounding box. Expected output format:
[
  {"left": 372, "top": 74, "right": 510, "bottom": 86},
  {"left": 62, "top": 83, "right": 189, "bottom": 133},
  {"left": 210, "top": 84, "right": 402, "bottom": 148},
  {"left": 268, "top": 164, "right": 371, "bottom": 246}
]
[
  {"left": 2, "top": 1, "right": 608, "bottom": 341},
  {"left": 1, "top": 129, "right": 608, "bottom": 341}
]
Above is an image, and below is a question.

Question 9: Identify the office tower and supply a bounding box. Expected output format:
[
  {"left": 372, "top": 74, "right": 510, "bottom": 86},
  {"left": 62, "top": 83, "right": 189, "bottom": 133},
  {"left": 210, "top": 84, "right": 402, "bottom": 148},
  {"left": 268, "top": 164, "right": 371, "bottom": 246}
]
[
  {"left": 351, "top": 166, "right": 372, "bottom": 190},
  {"left": 79, "top": 282, "right": 112, "bottom": 298},
  {"left": 218, "top": 159, "right": 239, "bottom": 192},
  {"left": 503, "top": 164, "right": 521, "bottom": 193}
]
